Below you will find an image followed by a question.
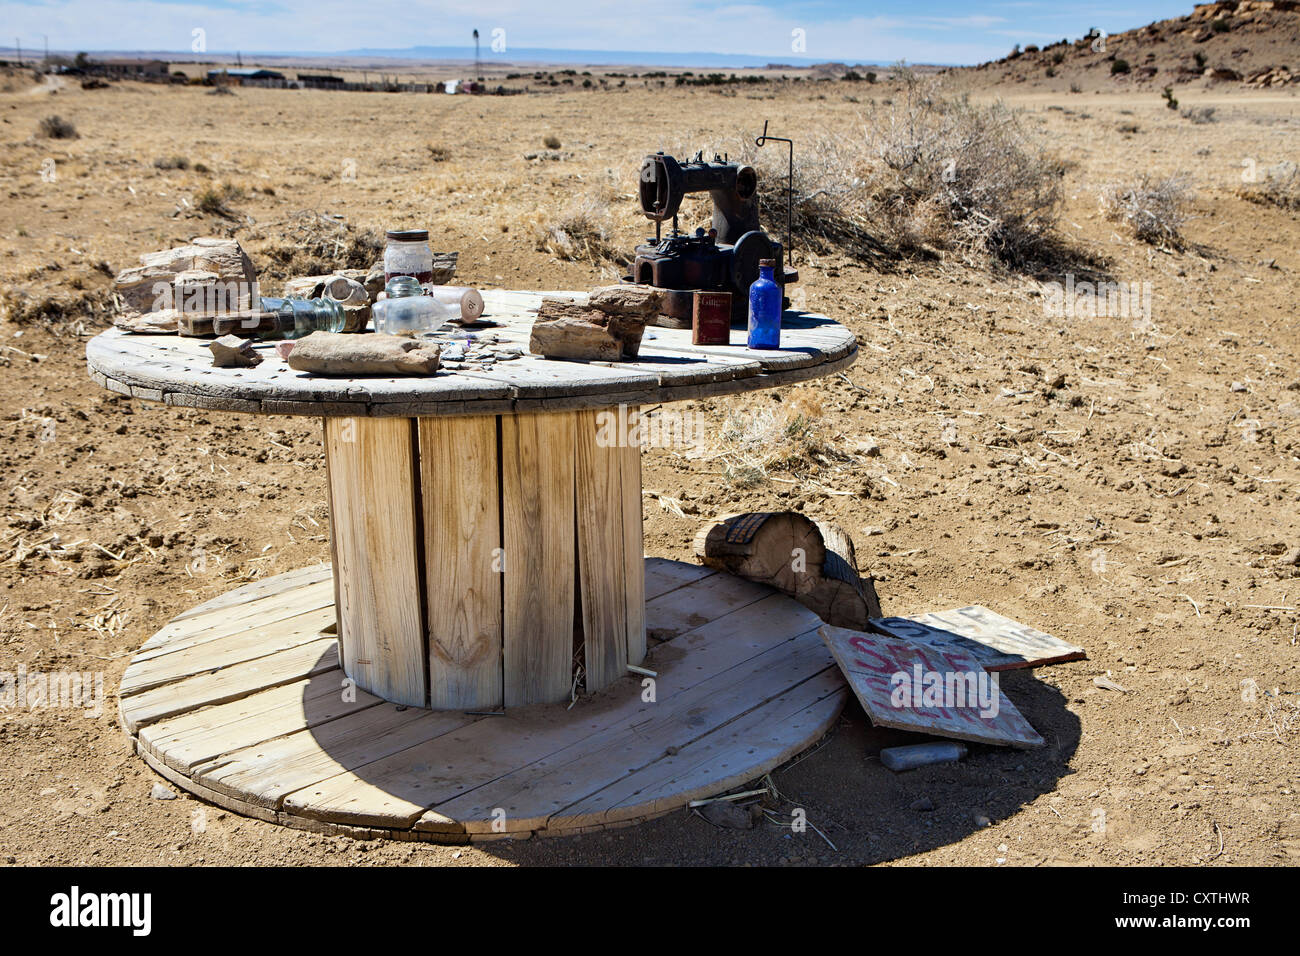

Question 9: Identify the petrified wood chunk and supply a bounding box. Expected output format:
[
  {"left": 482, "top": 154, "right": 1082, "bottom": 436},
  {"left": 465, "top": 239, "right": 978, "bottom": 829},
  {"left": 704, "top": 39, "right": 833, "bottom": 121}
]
[
  {"left": 286, "top": 332, "right": 441, "bottom": 376},
  {"left": 114, "top": 237, "right": 257, "bottom": 316},
  {"left": 529, "top": 285, "right": 663, "bottom": 361},
  {"left": 207, "top": 334, "right": 263, "bottom": 368}
]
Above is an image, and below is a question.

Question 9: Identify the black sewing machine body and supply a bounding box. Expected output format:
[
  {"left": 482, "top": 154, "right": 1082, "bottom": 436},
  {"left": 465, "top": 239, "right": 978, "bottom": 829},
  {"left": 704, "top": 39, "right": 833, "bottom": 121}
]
[{"left": 626, "top": 151, "right": 797, "bottom": 326}]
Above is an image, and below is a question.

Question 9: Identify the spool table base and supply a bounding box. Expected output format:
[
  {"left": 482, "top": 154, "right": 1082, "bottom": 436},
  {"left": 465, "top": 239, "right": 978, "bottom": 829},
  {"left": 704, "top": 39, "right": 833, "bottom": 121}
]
[{"left": 118, "top": 559, "right": 847, "bottom": 842}]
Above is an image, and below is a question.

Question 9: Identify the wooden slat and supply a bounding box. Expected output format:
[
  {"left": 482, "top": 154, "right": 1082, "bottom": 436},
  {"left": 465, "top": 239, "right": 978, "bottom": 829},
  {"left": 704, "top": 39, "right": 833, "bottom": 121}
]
[
  {"left": 167, "top": 564, "right": 331, "bottom": 624},
  {"left": 322, "top": 419, "right": 345, "bottom": 668},
  {"left": 575, "top": 409, "right": 628, "bottom": 691},
  {"left": 621, "top": 427, "right": 646, "bottom": 667},
  {"left": 644, "top": 557, "right": 716, "bottom": 600},
  {"left": 140, "top": 577, "right": 334, "bottom": 653},
  {"left": 500, "top": 412, "right": 575, "bottom": 706},
  {"left": 139, "top": 672, "right": 381, "bottom": 774},
  {"left": 120, "top": 638, "right": 339, "bottom": 733},
  {"left": 193, "top": 705, "right": 477, "bottom": 810},
  {"left": 324, "top": 416, "right": 427, "bottom": 708},
  {"left": 643, "top": 569, "right": 771, "bottom": 638},
  {"left": 419, "top": 416, "right": 503, "bottom": 709},
  {"left": 121, "top": 604, "right": 335, "bottom": 695}
]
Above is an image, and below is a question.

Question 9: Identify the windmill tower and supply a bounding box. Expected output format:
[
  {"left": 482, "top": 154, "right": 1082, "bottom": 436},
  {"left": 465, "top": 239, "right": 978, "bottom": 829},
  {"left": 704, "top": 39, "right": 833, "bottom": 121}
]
[{"left": 473, "top": 28, "right": 480, "bottom": 80}]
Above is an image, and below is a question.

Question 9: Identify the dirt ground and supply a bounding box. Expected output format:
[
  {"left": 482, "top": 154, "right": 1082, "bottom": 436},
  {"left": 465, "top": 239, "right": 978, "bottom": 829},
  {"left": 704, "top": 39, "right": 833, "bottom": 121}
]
[{"left": 0, "top": 68, "right": 1297, "bottom": 867}]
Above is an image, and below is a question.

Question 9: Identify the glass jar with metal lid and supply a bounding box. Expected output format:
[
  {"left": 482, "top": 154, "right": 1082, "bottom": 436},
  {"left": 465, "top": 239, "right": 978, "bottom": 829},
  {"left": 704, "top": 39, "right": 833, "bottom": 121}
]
[{"left": 384, "top": 229, "right": 434, "bottom": 284}]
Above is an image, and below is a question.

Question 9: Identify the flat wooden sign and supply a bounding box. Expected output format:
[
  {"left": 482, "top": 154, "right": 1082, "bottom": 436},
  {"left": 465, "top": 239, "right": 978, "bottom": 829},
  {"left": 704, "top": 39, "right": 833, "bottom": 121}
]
[
  {"left": 819, "top": 625, "right": 1044, "bottom": 748},
  {"left": 869, "top": 605, "right": 1085, "bottom": 671}
]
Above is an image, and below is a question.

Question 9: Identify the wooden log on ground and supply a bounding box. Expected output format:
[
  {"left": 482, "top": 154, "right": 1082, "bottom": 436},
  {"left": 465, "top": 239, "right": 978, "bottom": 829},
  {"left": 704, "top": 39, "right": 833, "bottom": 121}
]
[{"left": 694, "top": 511, "right": 882, "bottom": 629}]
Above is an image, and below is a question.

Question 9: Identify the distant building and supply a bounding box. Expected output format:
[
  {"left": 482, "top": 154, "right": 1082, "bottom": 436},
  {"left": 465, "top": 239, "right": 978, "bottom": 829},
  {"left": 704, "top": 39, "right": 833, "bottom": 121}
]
[
  {"left": 297, "top": 73, "right": 344, "bottom": 88},
  {"left": 207, "top": 67, "right": 287, "bottom": 87},
  {"left": 98, "top": 58, "right": 168, "bottom": 78}
]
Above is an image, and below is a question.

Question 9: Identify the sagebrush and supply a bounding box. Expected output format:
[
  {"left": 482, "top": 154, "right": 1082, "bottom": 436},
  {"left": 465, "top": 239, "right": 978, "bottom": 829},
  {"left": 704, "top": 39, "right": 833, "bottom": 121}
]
[
  {"left": 738, "top": 69, "right": 1066, "bottom": 268},
  {"left": 1101, "top": 173, "right": 1194, "bottom": 247}
]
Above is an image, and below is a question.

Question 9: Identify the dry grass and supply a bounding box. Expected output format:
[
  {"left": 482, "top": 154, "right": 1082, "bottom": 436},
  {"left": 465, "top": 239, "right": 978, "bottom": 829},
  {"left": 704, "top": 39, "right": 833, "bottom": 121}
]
[
  {"left": 1101, "top": 173, "right": 1195, "bottom": 247},
  {"left": 532, "top": 195, "right": 625, "bottom": 265},
  {"left": 710, "top": 393, "right": 848, "bottom": 487},
  {"left": 1241, "top": 161, "right": 1300, "bottom": 211},
  {"left": 256, "top": 210, "right": 385, "bottom": 279}
]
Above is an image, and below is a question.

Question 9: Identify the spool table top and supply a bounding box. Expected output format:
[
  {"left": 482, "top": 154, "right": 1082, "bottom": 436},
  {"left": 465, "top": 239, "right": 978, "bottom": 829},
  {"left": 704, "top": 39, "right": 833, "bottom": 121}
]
[{"left": 86, "top": 289, "right": 858, "bottom": 417}]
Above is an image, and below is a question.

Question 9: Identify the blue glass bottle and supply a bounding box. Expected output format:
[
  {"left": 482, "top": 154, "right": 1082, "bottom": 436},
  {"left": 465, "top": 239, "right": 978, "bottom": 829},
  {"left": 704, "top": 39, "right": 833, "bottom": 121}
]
[{"left": 747, "top": 258, "right": 781, "bottom": 350}]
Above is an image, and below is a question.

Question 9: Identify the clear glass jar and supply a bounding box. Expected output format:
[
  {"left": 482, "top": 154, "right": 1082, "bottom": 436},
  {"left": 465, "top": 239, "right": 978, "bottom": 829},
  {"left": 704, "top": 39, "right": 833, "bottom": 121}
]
[
  {"left": 383, "top": 229, "right": 434, "bottom": 284},
  {"left": 372, "top": 276, "right": 454, "bottom": 335}
]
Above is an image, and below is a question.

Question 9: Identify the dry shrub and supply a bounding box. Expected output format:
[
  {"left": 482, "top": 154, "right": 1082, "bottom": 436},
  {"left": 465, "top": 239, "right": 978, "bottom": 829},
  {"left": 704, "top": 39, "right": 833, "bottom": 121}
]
[
  {"left": 1182, "top": 106, "right": 1217, "bottom": 125},
  {"left": 258, "top": 210, "right": 385, "bottom": 279},
  {"left": 712, "top": 393, "right": 845, "bottom": 486},
  {"left": 194, "top": 181, "right": 244, "bottom": 217},
  {"left": 0, "top": 285, "right": 114, "bottom": 332},
  {"left": 153, "top": 155, "right": 190, "bottom": 170},
  {"left": 1241, "top": 161, "right": 1300, "bottom": 211},
  {"left": 1101, "top": 173, "right": 1194, "bottom": 247},
  {"left": 38, "top": 115, "right": 78, "bottom": 139},
  {"left": 543, "top": 134, "right": 562, "bottom": 149},
  {"left": 738, "top": 69, "right": 1065, "bottom": 268},
  {"left": 533, "top": 196, "right": 625, "bottom": 265}
]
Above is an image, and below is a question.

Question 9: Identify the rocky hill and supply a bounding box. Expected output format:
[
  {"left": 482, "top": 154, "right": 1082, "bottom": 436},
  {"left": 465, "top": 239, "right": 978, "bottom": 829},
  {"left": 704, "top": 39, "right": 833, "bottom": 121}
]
[{"left": 958, "top": 1, "right": 1300, "bottom": 91}]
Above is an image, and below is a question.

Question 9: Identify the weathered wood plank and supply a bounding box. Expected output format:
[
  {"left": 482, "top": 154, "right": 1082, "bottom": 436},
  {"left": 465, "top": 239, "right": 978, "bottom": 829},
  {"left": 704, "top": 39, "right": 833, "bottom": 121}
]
[
  {"left": 870, "top": 605, "right": 1086, "bottom": 671},
  {"left": 644, "top": 557, "right": 716, "bottom": 600},
  {"left": 575, "top": 409, "right": 628, "bottom": 692},
  {"left": 120, "top": 637, "right": 339, "bottom": 734},
  {"left": 324, "top": 416, "right": 427, "bottom": 708},
  {"left": 140, "top": 577, "right": 334, "bottom": 652},
  {"left": 167, "top": 564, "right": 331, "bottom": 623},
  {"left": 620, "top": 433, "right": 646, "bottom": 667},
  {"left": 419, "top": 416, "right": 504, "bottom": 709},
  {"left": 193, "top": 704, "right": 475, "bottom": 810},
  {"left": 500, "top": 413, "right": 575, "bottom": 707},
  {"left": 139, "top": 672, "right": 381, "bottom": 774},
  {"left": 122, "top": 605, "right": 335, "bottom": 695},
  {"left": 643, "top": 568, "right": 771, "bottom": 639}
]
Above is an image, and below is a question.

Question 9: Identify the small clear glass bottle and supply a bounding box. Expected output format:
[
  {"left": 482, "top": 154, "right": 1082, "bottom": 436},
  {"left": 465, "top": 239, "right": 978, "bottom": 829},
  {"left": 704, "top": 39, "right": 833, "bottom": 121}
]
[
  {"left": 274, "top": 297, "right": 345, "bottom": 339},
  {"left": 747, "top": 258, "right": 782, "bottom": 350},
  {"left": 383, "top": 229, "right": 434, "bottom": 284},
  {"left": 372, "top": 276, "right": 454, "bottom": 335}
]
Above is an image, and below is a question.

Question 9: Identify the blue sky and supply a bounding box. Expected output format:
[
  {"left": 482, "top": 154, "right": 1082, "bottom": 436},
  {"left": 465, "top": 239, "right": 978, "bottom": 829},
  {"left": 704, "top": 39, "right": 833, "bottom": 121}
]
[{"left": 4, "top": 0, "right": 1197, "bottom": 64}]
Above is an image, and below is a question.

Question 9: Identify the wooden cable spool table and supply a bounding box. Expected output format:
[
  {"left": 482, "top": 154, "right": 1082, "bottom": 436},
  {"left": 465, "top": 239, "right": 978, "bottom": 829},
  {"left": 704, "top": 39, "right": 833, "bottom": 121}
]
[{"left": 88, "top": 290, "right": 858, "bottom": 840}]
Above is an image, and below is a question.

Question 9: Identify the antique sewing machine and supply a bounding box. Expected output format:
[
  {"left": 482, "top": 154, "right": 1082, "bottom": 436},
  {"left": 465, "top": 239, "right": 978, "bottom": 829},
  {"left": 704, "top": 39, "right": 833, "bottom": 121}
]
[{"left": 626, "top": 146, "right": 797, "bottom": 326}]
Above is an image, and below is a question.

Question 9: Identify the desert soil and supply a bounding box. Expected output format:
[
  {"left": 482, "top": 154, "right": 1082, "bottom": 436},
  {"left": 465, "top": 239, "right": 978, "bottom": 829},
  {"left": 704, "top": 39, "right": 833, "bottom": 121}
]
[{"left": 0, "top": 68, "right": 1297, "bottom": 867}]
